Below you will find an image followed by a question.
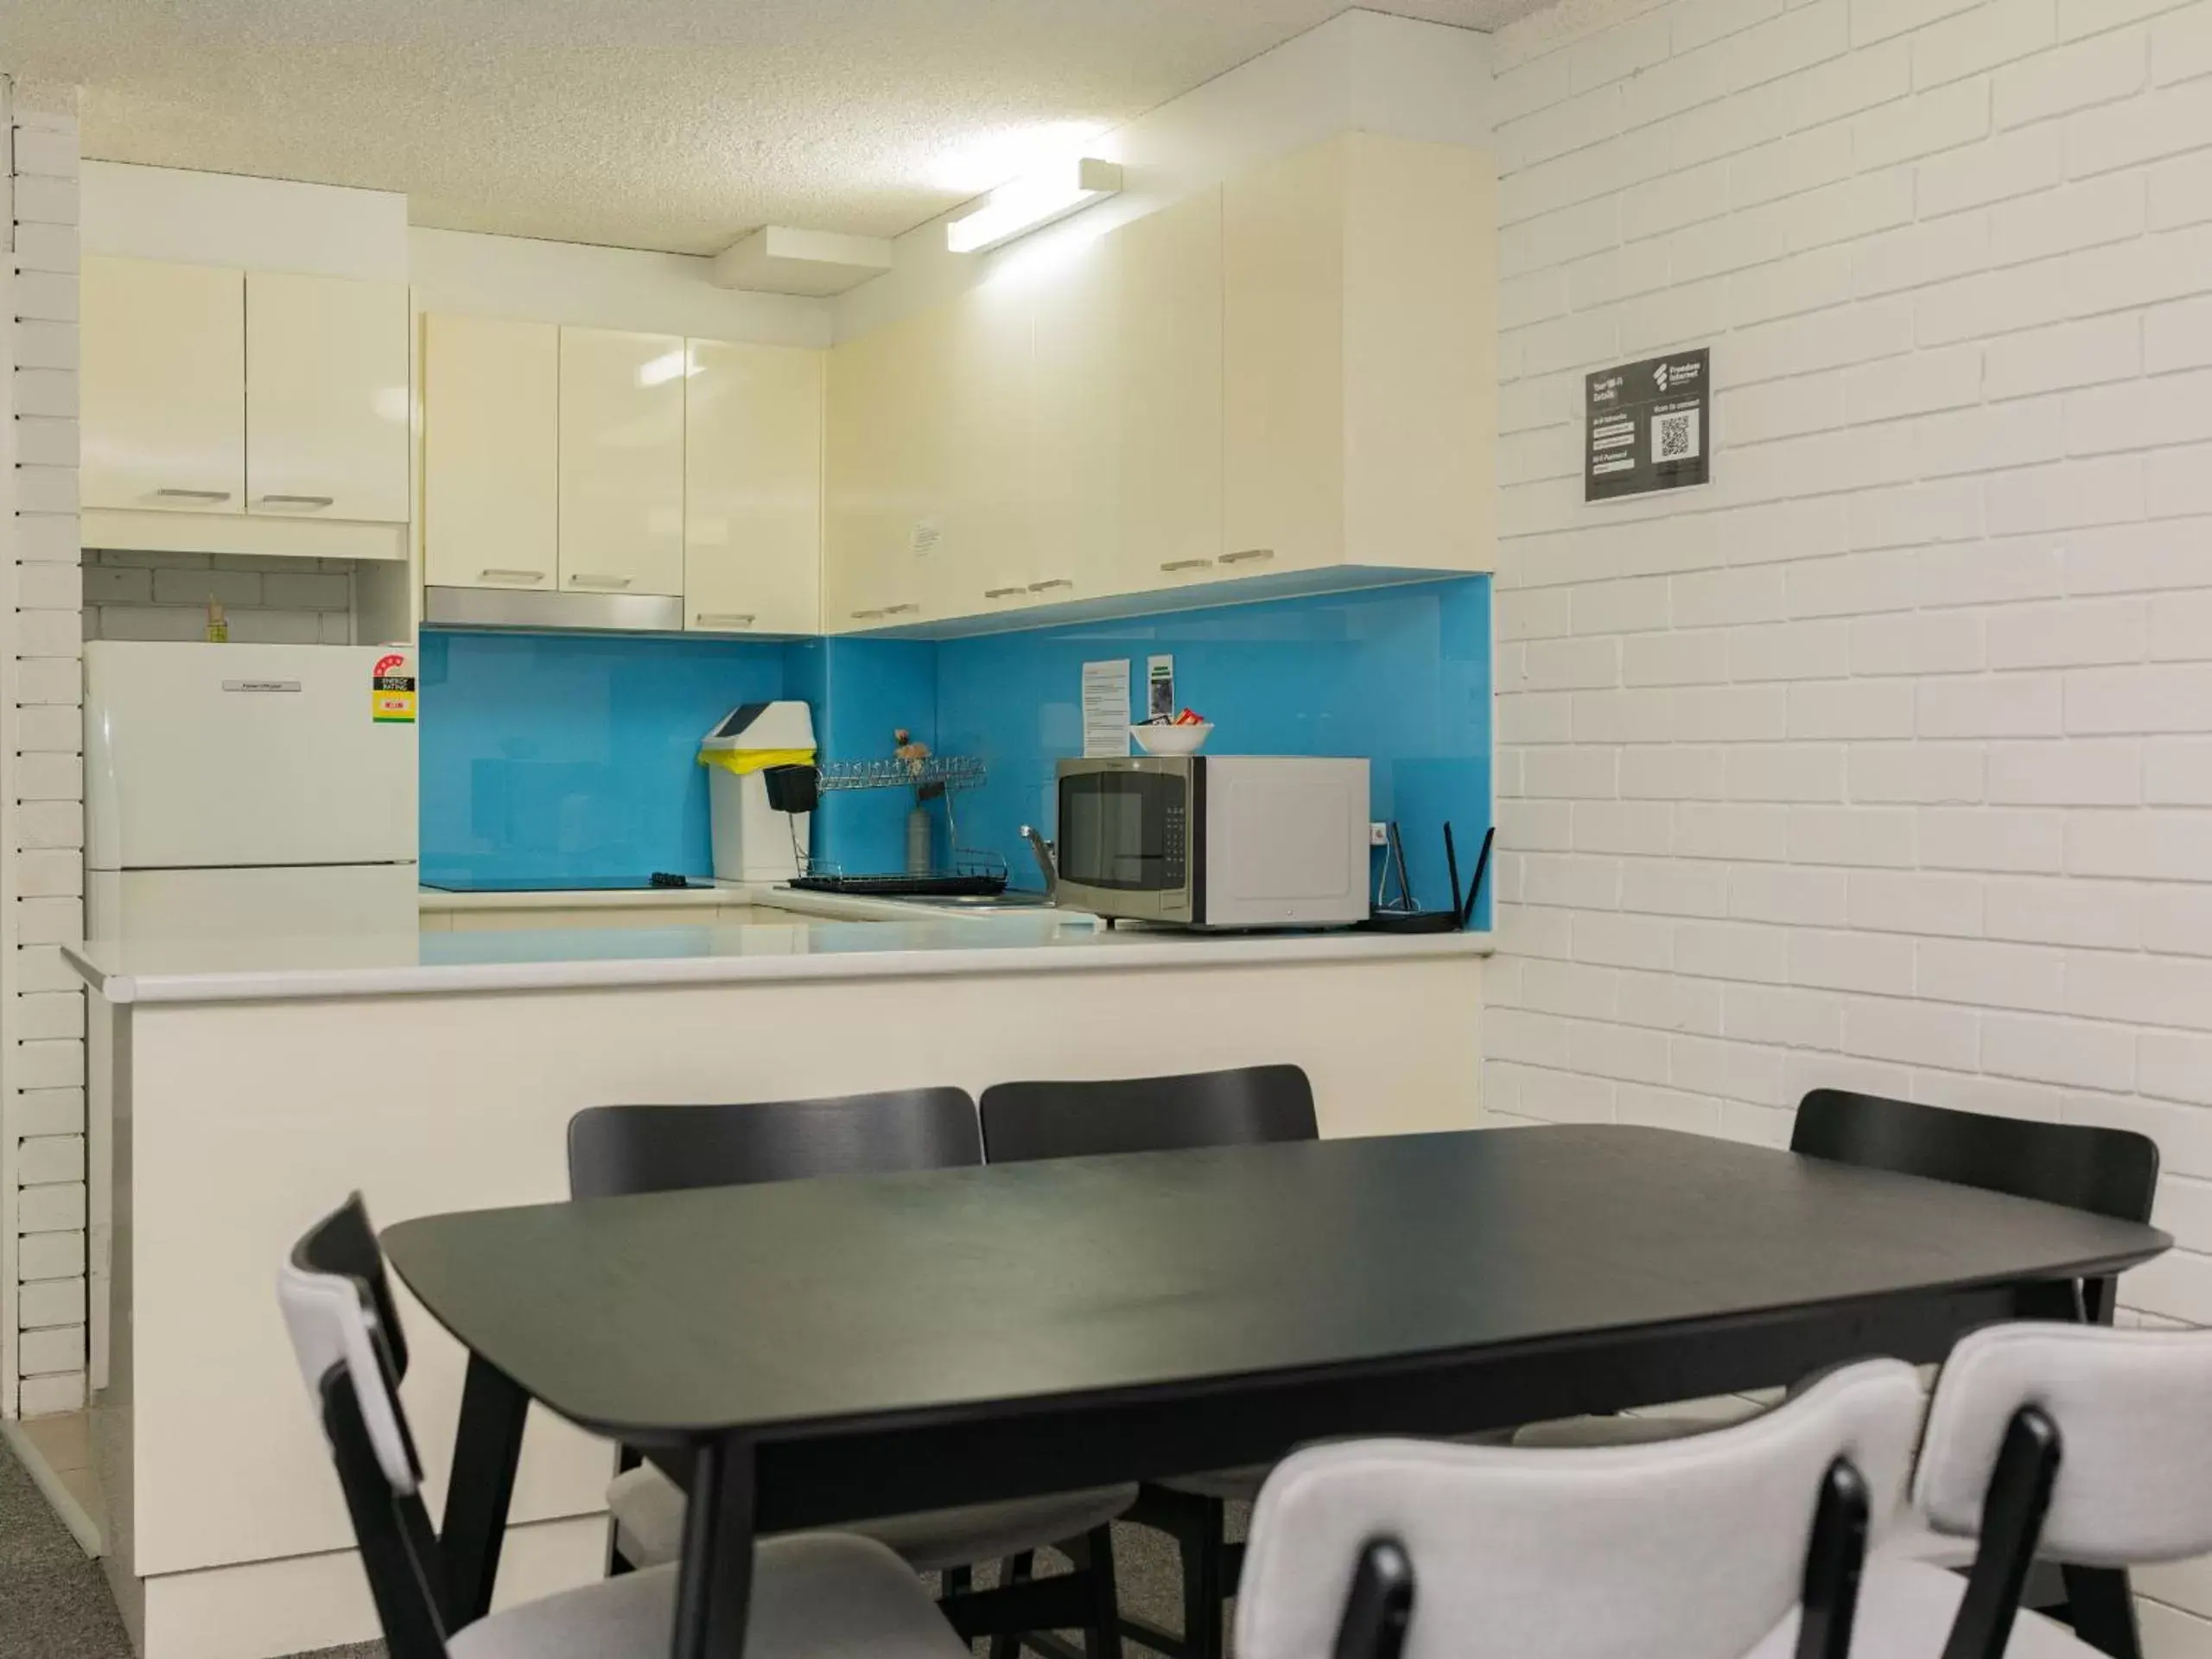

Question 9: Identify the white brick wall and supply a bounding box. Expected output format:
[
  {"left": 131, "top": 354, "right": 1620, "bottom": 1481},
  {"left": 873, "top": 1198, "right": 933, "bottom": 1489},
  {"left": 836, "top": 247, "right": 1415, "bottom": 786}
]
[
  {"left": 3, "top": 79, "right": 85, "bottom": 1420},
  {"left": 82, "top": 550, "right": 359, "bottom": 643},
  {"left": 1491, "top": 2, "right": 2212, "bottom": 1646}
]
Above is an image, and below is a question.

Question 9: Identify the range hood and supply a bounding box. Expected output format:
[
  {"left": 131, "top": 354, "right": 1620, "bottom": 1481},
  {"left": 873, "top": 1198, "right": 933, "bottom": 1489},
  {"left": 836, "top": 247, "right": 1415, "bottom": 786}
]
[{"left": 423, "top": 586, "right": 685, "bottom": 634}]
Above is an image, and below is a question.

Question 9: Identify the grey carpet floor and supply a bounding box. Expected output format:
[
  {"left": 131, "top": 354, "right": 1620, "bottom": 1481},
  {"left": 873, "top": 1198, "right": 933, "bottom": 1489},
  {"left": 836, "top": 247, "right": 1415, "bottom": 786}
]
[{"left": 0, "top": 1433, "right": 1237, "bottom": 1658}]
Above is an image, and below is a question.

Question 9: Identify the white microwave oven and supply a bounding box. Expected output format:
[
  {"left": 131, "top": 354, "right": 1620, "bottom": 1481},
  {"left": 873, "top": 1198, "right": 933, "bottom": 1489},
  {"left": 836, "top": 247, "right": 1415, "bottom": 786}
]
[{"left": 1051, "top": 755, "right": 1370, "bottom": 929}]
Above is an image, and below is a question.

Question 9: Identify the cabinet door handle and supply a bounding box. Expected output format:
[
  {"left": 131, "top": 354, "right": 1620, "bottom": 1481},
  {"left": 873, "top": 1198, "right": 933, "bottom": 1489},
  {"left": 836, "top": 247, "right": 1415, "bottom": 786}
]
[
  {"left": 882, "top": 602, "right": 921, "bottom": 615},
  {"left": 1222, "top": 548, "right": 1275, "bottom": 565},
  {"left": 984, "top": 586, "right": 1028, "bottom": 600},
  {"left": 695, "top": 612, "right": 756, "bottom": 628},
  {"left": 256, "top": 493, "right": 335, "bottom": 510},
  {"left": 849, "top": 608, "right": 887, "bottom": 620},
  {"left": 1160, "top": 557, "right": 1213, "bottom": 572},
  {"left": 154, "top": 487, "right": 232, "bottom": 502},
  {"left": 1027, "top": 578, "right": 1074, "bottom": 593},
  {"left": 480, "top": 569, "right": 547, "bottom": 585},
  {"left": 567, "top": 573, "right": 634, "bottom": 589}
]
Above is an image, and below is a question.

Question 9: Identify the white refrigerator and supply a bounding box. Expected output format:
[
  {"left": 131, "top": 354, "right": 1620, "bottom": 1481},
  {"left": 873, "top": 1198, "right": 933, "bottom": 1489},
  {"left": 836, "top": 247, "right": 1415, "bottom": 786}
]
[{"left": 85, "top": 641, "right": 420, "bottom": 941}]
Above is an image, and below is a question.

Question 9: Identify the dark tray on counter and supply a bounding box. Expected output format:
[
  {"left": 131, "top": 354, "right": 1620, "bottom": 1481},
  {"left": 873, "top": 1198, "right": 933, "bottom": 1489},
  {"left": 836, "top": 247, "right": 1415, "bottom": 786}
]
[{"left": 786, "top": 872, "right": 1010, "bottom": 899}]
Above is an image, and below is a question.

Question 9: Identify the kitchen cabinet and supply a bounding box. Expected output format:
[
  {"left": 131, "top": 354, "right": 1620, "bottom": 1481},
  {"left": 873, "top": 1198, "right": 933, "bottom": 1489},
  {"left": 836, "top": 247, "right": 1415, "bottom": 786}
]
[
  {"left": 819, "top": 130, "right": 1491, "bottom": 634},
  {"left": 938, "top": 281, "right": 1046, "bottom": 620},
  {"left": 1034, "top": 187, "right": 1223, "bottom": 602},
  {"left": 559, "top": 328, "right": 687, "bottom": 599},
  {"left": 82, "top": 259, "right": 411, "bottom": 539},
  {"left": 245, "top": 271, "right": 411, "bottom": 524},
  {"left": 824, "top": 308, "right": 940, "bottom": 631},
  {"left": 684, "top": 340, "right": 823, "bottom": 635},
  {"left": 81, "top": 258, "right": 246, "bottom": 514},
  {"left": 423, "top": 314, "right": 560, "bottom": 591},
  {"left": 1224, "top": 132, "right": 1495, "bottom": 578}
]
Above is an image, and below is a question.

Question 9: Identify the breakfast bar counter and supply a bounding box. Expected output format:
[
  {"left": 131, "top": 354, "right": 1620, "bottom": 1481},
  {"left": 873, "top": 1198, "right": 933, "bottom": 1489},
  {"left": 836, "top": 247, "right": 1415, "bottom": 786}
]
[
  {"left": 64, "top": 912, "right": 1487, "bottom": 1659},
  {"left": 71, "top": 909, "right": 1491, "bottom": 1002}
]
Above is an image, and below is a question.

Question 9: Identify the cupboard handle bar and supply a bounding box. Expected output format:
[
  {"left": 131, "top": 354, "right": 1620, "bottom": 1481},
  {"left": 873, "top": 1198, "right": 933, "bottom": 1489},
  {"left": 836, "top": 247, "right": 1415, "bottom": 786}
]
[
  {"left": 257, "top": 494, "right": 335, "bottom": 509},
  {"left": 1160, "top": 558, "right": 1213, "bottom": 572},
  {"left": 1027, "top": 578, "right": 1074, "bottom": 593},
  {"left": 850, "top": 608, "right": 887, "bottom": 620},
  {"left": 568, "top": 574, "right": 634, "bottom": 588},
  {"left": 480, "top": 569, "right": 546, "bottom": 584},
  {"left": 696, "top": 613, "right": 756, "bottom": 627},
  {"left": 154, "top": 487, "right": 232, "bottom": 502},
  {"left": 984, "top": 587, "right": 1027, "bottom": 599},
  {"left": 882, "top": 603, "right": 921, "bottom": 615},
  {"left": 1222, "top": 548, "right": 1275, "bottom": 565}
]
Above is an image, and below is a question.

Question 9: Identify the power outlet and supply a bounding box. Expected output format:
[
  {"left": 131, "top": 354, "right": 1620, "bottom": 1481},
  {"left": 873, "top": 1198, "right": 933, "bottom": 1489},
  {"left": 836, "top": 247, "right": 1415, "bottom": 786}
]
[{"left": 1370, "top": 822, "right": 1390, "bottom": 848}]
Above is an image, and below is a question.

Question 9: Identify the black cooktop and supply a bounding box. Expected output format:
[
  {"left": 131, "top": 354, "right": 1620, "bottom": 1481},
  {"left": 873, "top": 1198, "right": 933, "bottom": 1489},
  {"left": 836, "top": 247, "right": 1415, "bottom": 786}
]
[{"left": 422, "top": 874, "right": 710, "bottom": 894}]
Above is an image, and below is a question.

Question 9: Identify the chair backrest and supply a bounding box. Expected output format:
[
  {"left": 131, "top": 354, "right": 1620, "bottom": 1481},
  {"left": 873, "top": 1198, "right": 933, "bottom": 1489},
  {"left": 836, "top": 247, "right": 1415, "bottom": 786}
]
[
  {"left": 1917, "top": 1322, "right": 2212, "bottom": 1569},
  {"left": 977, "top": 1065, "right": 1318, "bottom": 1164},
  {"left": 567, "top": 1088, "right": 982, "bottom": 1199},
  {"left": 1792, "top": 1091, "right": 2158, "bottom": 1224},
  {"left": 277, "top": 1194, "right": 449, "bottom": 1659},
  {"left": 1236, "top": 1359, "right": 1925, "bottom": 1659}
]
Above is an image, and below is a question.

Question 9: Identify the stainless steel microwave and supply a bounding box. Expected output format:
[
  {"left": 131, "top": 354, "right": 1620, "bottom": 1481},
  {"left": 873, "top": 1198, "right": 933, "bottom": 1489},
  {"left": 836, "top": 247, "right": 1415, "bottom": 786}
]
[{"left": 1052, "top": 755, "right": 1370, "bottom": 929}]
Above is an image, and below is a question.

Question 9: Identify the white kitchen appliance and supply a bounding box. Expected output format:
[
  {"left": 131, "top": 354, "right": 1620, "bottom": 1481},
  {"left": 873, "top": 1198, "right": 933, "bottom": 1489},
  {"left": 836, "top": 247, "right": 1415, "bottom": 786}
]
[
  {"left": 85, "top": 641, "right": 420, "bottom": 941},
  {"left": 702, "top": 700, "right": 816, "bottom": 884},
  {"left": 1051, "top": 754, "right": 1370, "bottom": 929}
]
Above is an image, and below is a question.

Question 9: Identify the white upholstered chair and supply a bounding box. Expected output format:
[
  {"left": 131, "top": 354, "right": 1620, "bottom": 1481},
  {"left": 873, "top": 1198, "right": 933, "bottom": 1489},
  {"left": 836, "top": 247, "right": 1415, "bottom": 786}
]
[
  {"left": 1754, "top": 1322, "right": 2212, "bottom": 1659},
  {"left": 1236, "top": 1357, "right": 1926, "bottom": 1659}
]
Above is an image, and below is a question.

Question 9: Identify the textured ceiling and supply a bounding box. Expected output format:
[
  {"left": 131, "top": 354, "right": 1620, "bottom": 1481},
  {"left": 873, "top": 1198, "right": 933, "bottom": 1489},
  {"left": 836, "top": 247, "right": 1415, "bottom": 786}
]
[{"left": 0, "top": 0, "right": 1555, "bottom": 255}]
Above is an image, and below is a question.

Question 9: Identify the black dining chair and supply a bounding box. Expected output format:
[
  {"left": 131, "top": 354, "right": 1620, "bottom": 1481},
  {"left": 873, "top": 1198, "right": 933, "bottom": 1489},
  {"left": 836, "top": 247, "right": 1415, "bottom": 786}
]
[
  {"left": 977, "top": 1065, "right": 1319, "bottom": 1659},
  {"left": 1518, "top": 1089, "right": 2161, "bottom": 1659},
  {"left": 568, "top": 1090, "right": 1136, "bottom": 1659},
  {"left": 276, "top": 1193, "right": 970, "bottom": 1659},
  {"left": 1790, "top": 1090, "right": 2159, "bottom": 1319}
]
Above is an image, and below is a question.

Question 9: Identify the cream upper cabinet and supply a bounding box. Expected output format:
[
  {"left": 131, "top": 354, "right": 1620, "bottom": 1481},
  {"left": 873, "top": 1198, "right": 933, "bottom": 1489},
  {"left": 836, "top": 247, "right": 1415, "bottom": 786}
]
[
  {"left": 684, "top": 340, "right": 823, "bottom": 635},
  {"left": 245, "top": 271, "right": 410, "bottom": 524},
  {"left": 1224, "top": 132, "right": 1496, "bottom": 577},
  {"left": 423, "top": 314, "right": 560, "bottom": 590},
  {"left": 1035, "top": 188, "right": 1224, "bottom": 601},
  {"left": 81, "top": 258, "right": 245, "bottom": 512},
  {"left": 558, "top": 328, "right": 686, "bottom": 599},
  {"left": 938, "top": 282, "right": 1043, "bottom": 620},
  {"left": 824, "top": 309, "right": 939, "bottom": 631}
]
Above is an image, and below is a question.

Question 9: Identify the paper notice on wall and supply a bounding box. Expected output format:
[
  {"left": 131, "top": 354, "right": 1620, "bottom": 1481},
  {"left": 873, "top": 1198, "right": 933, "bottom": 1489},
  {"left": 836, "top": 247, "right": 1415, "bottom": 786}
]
[{"left": 1082, "top": 659, "right": 1132, "bottom": 758}]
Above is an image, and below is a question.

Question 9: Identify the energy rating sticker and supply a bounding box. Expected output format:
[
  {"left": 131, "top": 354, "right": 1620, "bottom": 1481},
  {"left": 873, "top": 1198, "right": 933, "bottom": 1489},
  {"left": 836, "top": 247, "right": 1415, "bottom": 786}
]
[{"left": 372, "top": 652, "right": 417, "bottom": 724}]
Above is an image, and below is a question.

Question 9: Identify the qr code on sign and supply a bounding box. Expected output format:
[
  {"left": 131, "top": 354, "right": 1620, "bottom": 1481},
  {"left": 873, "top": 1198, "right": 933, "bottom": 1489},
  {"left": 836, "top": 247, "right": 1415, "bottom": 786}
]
[{"left": 1654, "top": 408, "right": 1701, "bottom": 461}]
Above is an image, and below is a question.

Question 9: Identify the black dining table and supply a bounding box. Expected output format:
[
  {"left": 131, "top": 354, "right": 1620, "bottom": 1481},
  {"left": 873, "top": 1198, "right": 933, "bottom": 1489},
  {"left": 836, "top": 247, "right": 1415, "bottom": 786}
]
[{"left": 383, "top": 1123, "right": 2171, "bottom": 1659}]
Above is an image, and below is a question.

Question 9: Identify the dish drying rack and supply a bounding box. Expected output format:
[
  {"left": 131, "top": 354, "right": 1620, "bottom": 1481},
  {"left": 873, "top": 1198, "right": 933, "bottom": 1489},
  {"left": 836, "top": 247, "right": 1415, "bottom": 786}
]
[
  {"left": 815, "top": 755, "right": 988, "bottom": 793},
  {"left": 786, "top": 754, "right": 1007, "bottom": 895}
]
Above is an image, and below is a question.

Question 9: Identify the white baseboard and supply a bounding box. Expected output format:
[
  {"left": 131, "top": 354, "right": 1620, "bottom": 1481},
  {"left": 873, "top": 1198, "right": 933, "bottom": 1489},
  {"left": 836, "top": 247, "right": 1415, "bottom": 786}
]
[{"left": 2, "top": 1416, "right": 103, "bottom": 1556}]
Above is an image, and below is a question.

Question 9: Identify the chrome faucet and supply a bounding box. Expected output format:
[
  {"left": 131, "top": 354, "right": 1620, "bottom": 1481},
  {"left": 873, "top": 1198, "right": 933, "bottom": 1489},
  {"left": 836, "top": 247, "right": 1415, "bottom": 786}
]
[{"left": 1020, "top": 825, "right": 1057, "bottom": 899}]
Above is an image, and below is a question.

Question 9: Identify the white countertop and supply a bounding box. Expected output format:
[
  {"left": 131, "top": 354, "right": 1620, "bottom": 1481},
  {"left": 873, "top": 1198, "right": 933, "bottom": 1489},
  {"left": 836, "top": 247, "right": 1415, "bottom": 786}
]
[
  {"left": 414, "top": 880, "right": 1058, "bottom": 925},
  {"left": 417, "top": 882, "right": 744, "bottom": 912},
  {"left": 66, "top": 912, "right": 1491, "bottom": 1005}
]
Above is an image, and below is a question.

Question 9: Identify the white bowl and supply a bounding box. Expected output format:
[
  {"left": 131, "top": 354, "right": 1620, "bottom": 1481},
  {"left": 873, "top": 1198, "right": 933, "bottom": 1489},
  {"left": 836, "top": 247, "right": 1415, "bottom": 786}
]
[{"left": 1131, "top": 721, "right": 1213, "bottom": 756}]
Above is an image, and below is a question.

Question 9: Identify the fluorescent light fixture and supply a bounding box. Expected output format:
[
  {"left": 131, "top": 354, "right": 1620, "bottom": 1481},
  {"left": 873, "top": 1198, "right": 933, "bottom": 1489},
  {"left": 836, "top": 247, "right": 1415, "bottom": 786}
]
[{"left": 945, "top": 158, "right": 1123, "bottom": 255}]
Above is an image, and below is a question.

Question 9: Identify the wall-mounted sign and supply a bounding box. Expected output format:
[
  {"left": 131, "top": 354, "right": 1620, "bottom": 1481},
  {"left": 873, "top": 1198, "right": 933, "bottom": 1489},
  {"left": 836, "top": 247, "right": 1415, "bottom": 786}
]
[{"left": 1586, "top": 348, "right": 1710, "bottom": 503}]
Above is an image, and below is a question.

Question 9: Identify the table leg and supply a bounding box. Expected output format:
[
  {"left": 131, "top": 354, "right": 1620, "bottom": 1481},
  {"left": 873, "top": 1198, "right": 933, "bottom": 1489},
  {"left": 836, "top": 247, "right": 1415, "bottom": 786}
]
[
  {"left": 673, "top": 1433, "right": 758, "bottom": 1659},
  {"left": 438, "top": 1354, "right": 530, "bottom": 1630},
  {"left": 2064, "top": 1567, "right": 2144, "bottom": 1659}
]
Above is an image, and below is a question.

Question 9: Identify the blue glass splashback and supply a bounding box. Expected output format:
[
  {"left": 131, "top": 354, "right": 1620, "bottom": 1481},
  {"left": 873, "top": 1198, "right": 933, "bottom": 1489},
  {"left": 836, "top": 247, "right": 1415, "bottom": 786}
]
[
  {"left": 785, "top": 637, "right": 943, "bottom": 878},
  {"left": 936, "top": 578, "right": 1493, "bottom": 925},
  {"left": 418, "top": 630, "right": 786, "bottom": 886},
  {"left": 419, "top": 576, "right": 1492, "bottom": 925}
]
